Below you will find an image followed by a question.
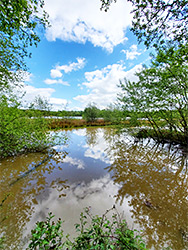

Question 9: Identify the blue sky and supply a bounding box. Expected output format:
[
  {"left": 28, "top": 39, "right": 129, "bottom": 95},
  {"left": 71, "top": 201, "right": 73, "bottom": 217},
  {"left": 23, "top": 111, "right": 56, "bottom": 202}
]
[{"left": 21, "top": 0, "right": 152, "bottom": 111}]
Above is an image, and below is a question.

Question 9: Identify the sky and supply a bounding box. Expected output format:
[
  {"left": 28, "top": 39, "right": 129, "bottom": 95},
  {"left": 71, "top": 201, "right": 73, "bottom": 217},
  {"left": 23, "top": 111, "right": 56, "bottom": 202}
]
[{"left": 22, "top": 0, "right": 152, "bottom": 111}]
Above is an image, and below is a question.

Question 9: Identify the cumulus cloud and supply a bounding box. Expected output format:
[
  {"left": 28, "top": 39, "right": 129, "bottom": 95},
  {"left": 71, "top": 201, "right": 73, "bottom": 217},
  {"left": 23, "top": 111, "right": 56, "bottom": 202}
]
[
  {"left": 44, "top": 0, "right": 132, "bottom": 52},
  {"left": 50, "top": 69, "right": 63, "bottom": 78},
  {"left": 44, "top": 78, "right": 70, "bottom": 86},
  {"left": 49, "top": 97, "right": 69, "bottom": 111},
  {"left": 12, "top": 81, "right": 68, "bottom": 111},
  {"left": 44, "top": 58, "right": 86, "bottom": 86},
  {"left": 74, "top": 63, "right": 142, "bottom": 109},
  {"left": 57, "top": 57, "right": 86, "bottom": 74},
  {"left": 63, "top": 156, "right": 85, "bottom": 169},
  {"left": 121, "top": 44, "right": 141, "bottom": 60}
]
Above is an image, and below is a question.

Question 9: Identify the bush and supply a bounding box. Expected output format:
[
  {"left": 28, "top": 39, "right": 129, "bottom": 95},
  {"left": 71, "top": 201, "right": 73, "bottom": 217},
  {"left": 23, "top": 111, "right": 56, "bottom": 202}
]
[
  {"left": 28, "top": 212, "right": 63, "bottom": 250},
  {"left": 83, "top": 104, "right": 99, "bottom": 122},
  {"left": 0, "top": 95, "right": 54, "bottom": 158},
  {"left": 28, "top": 207, "right": 147, "bottom": 250}
]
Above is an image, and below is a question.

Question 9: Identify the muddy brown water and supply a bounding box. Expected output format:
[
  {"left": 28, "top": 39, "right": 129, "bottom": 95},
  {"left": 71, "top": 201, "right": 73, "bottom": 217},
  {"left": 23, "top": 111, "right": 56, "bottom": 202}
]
[{"left": 0, "top": 127, "right": 187, "bottom": 249}]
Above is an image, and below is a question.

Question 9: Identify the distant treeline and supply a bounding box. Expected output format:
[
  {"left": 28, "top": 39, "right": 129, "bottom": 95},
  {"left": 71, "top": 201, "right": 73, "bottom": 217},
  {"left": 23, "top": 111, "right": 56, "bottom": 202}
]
[
  {"left": 16, "top": 107, "right": 182, "bottom": 121},
  {"left": 20, "top": 109, "right": 84, "bottom": 117}
]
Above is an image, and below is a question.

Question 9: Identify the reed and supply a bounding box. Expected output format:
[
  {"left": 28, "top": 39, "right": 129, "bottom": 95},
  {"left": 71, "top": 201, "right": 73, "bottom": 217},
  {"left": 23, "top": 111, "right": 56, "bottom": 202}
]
[{"left": 48, "top": 118, "right": 113, "bottom": 129}]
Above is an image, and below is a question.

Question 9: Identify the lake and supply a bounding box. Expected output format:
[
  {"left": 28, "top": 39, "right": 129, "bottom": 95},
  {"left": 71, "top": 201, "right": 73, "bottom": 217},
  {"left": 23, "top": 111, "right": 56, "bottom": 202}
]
[{"left": 0, "top": 127, "right": 187, "bottom": 249}]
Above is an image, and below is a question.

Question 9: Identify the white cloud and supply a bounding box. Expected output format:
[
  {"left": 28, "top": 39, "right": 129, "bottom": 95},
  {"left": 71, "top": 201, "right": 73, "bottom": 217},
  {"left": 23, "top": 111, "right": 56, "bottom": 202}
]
[
  {"left": 63, "top": 156, "right": 85, "bottom": 169},
  {"left": 44, "top": 58, "right": 86, "bottom": 86},
  {"left": 13, "top": 82, "right": 69, "bottom": 111},
  {"left": 57, "top": 58, "right": 86, "bottom": 73},
  {"left": 124, "top": 64, "right": 142, "bottom": 82},
  {"left": 50, "top": 69, "right": 63, "bottom": 78},
  {"left": 122, "top": 44, "right": 141, "bottom": 60},
  {"left": 22, "top": 85, "right": 55, "bottom": 101},
  {"left": 50, "top": 58, "right": 86, "bottom": 79},
  {"left": 74, "top": 63, "right": 142, "bottom": 109},
  {"left": 49, "top": 97, "right": 69, "bottom": 111},
  {"left": 44, "top": 78, "right": 70, "bottom": 86},
  {"left": 44, "top": 0, "right": 133, "bottom": 52}
]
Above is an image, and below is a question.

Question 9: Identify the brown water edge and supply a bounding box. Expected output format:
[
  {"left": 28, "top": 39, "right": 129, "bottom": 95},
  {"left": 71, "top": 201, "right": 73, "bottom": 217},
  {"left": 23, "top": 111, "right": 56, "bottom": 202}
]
[{"left": 0, "top": 127, "right": 187, "bottom": 249}]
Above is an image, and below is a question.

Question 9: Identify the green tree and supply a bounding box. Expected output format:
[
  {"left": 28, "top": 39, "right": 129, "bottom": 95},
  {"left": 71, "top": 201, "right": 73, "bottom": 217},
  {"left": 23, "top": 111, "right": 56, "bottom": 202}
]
[
  {"left": 129, "top": 0, "right": 188, "bottom": 49},
  {"left": 83, "top": 103, "right": 99, "bottom": 122},
  {"left": 101, "top": 0, "right": 188, "bottom": 144},
  {"left": 101, "top": 104, "right": 122, "bottom": 123},
  {"left": 28, "top": 95, "right": 52, "bottom": 116},
  {"left": 29, "top": 96, "right": 51, "bottom": 111},
  {"left": 0, "top": 0, "right": 49, "bottom": 90},
  {"left": 100, "top": 0, "right": 188, "bottom": 48},
  {"left": 0, "top": 94, "right": 53, "bottom": 158},
  {"left": 118, "top": 45, "right": 188, "bottom": 144}
]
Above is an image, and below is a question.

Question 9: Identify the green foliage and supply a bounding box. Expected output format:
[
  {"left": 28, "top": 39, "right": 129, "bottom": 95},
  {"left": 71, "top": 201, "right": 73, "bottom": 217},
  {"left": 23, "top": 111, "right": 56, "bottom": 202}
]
[
  {"left": 0, "top": 0, "right": 49, "bottom": 90},
  {"left": 0, "top": 237, "right": 4, "bottom": 249},
  {"left": 130, "top": 0, "right": 188, "bottom": 49},
  {"left": 118, "top": 45, "right": 188, "bottom": 144},
  {"left": 100, "top": 0, "right": 187, "bottom": 49},
  {"left": 129, "top": 114, "right": 140, "bottom": 127},
  {"left": 28, "top": 212, "right": 63, "bottom": 250},
  {"left": 100, "top": 104, "right": 122, "bottom": 123},
  {"left": 28, "top": 207, "right": 147, "bottom": 250},
  {"left": 0, "top": 94, "right": 53, "bottom": 158},
  {"left": 67, "top": 207, "right": 147, "bottom": 250},
  {"left": 83, "top": 103, "right": 99, "bottom": 122},
  {"left": 101, "top": 0, "right": 188, "bottom": 145},
  {"left": 100, "top": 0, "right": 117, "bottom": 12},
  {"left": 29, "top": 96, "right": 52, "bottom": 112}
]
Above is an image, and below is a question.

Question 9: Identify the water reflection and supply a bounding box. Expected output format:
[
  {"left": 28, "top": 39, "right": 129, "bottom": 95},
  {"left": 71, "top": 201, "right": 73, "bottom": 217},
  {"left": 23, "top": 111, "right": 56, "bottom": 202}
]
[
  {"left": 0, "top": 151, "right": 68, "bottom": 249},
  {"left": 105, "top": 133, "right": 188, "bottom": 250},
  {"left": 0, "top": 128, "right": 187, "bottom": 250},
  {"left": 23, "top": 174, "right": 133, "bottom": 245}
]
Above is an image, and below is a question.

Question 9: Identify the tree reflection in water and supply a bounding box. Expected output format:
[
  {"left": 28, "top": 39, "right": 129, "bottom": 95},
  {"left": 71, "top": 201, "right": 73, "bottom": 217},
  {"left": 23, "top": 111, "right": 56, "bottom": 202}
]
[
  {"left": 0, "top": 150, "right": 69, "bottom": 249},
  {"left": 1, "top": 128, "right": 187, "bottom": 250},
  {"left": 105, "top": 132, "right": 188, "bottom": 250}
]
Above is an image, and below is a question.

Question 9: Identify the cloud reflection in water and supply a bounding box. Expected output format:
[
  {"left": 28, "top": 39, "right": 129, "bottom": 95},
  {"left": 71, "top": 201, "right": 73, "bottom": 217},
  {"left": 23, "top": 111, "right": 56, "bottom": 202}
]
[{"left": 24, "top": 174, "right": 133, "bottom": 243}]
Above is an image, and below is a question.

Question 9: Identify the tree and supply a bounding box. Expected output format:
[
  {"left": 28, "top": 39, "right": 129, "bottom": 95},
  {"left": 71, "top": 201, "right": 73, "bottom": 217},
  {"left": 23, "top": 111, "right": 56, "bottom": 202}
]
[
  {"left": 0, "top": 94, "right": 53, "bottom": 158},
  {"left": 118, "top": 45, "right": 188, "bottom": 144},
  {"left": 100, "top": 104, "right": 122, "bottom": 123},
  {"left": 83, "top": 103, "right": 99, "bottom": 122},
  {"left": 29, "top": 95, "right": 52, "bottom": 116},
  {"left": 100, "top": 0, "right": 188, "bottom": 49},
  {"left": 0, "top": 1, "right": 51, "bottom": 157},
  {"left": 0, "top": 0, "right": 49, "bottom": 90},
  {"left": 101, "top": 0, "right": 188, "bottom": 144}
]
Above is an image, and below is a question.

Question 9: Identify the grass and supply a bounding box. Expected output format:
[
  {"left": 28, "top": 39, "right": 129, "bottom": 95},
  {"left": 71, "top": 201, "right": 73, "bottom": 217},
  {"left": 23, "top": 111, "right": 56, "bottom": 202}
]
[
  {"left": 48, "top": 118, "right": 117, "bottom": 129},
  {"left": 48, "top": 118, "right": 187, "bottom": 147}
]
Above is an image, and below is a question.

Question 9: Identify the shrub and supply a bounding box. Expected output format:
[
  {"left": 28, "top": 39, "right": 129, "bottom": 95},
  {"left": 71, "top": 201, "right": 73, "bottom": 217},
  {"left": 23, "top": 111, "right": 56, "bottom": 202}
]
[
  {"left": 83, "top": 104, "right": 99, "bottom": 122},
  {"left": 28, "top": 207, "right": 147, "bottom": 250},
  {"left": 0, "top": 95, "right": 55, "bottom": 158},
  {"left": 28, "top": 212, "right": 63, "bottom": 250}
]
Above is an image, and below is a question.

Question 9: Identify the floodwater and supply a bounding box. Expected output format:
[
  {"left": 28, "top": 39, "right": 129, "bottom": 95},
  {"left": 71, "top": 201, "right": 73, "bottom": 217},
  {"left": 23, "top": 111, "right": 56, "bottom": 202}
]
[{"left": 0, "top": 127, "right": 187, "bottom": 249}]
